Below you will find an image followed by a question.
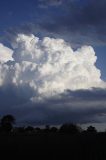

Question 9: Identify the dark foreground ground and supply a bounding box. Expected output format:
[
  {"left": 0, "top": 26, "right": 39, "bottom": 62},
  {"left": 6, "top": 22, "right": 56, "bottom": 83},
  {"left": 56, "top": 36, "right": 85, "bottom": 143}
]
[{"left": 0, "top": 132, "right": 106, "bottom": 159}]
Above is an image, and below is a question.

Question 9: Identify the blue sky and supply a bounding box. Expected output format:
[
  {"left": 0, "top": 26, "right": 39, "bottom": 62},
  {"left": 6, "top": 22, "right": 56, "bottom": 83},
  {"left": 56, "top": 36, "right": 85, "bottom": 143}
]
[{"left": 95, "top": 47, "right": 106, "bottom": 80}]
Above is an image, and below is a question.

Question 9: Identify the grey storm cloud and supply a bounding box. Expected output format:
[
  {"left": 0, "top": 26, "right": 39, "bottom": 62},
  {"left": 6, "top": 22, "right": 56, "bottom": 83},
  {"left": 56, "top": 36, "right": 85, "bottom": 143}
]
[
  {"left": 6, "top": 0, "right": 106, "bottom": 46},
  {"left": 0, "top": 87, "right": 106, "bottom": 125},
  {"left": 38, "top": 0, "right": 106, "bottom": 45}
]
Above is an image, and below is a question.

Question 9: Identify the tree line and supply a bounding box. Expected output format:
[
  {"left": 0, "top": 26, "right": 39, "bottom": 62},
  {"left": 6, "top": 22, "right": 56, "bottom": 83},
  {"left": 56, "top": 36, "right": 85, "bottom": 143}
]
[{"left": 0, "top": 114, "right": 98, "bottom": 134}]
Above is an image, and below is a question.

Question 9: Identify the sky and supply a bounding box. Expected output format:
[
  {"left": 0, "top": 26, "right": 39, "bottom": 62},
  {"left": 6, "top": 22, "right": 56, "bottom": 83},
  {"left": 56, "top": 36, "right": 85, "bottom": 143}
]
[
  {"left": 0, "top": 0, "right": 106, "bottom": 129},
  {"left": 0, "top": 0, "right": 106, "bottom": 79}
]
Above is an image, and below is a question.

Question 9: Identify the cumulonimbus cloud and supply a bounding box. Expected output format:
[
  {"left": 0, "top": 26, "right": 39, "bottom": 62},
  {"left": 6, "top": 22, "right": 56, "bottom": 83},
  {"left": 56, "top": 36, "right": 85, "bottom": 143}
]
[
  {"left": 0, "top": 34, "right": 105, "bottom": 98},
  {"left": 0, "top": 34, "right": 106, "bottom": 125}
]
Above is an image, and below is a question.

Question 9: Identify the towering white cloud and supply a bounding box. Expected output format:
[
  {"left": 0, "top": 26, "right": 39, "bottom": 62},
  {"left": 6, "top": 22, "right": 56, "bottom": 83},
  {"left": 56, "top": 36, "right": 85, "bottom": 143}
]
[
  {"left": 0, "top": 34, "right": 106, "bottom": 125},
  {"left": 0, "top": 34, "right": 105, "bottom": 98}
]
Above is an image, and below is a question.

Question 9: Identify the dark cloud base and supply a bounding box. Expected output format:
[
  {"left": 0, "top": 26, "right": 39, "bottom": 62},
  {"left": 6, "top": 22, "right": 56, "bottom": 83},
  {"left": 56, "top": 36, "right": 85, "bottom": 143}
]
[{"left": 0, "top": 86, "right": 106, "bottom": 126}]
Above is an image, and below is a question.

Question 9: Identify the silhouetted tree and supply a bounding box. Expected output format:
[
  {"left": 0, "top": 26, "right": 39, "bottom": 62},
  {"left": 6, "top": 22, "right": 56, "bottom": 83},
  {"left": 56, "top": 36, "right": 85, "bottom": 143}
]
[
  {"left": 59, "top": 123, "right": 81, "bottom": 134},
  {"left": 1, "top": 115, "right": 15, "bottom": 133},
  {"left": 17, "top": 127, "right": 25, "bottom": 134},
  {"left": 25, "top": 126, "right": 34, "bottom": 133},
  {"left": 35, "top": 127, "right": 41, "bottom": 133},
  {"left": 50, "top": 127, "right": 58, "bottom": 133},
  {"left": 44, "top": 125, "right": 50, "bottom": 132},
  {"left": 86, "top": 126, "right": 97, "bottom": 133}
]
